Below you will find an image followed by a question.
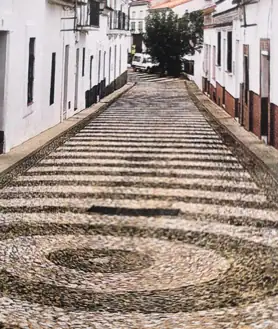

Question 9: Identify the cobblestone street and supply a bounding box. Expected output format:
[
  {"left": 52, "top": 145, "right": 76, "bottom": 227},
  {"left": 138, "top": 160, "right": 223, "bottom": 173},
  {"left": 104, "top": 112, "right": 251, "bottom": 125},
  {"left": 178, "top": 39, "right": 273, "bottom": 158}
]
[{"left": 0, "top": 75, "right": 277, "bottom": 329}]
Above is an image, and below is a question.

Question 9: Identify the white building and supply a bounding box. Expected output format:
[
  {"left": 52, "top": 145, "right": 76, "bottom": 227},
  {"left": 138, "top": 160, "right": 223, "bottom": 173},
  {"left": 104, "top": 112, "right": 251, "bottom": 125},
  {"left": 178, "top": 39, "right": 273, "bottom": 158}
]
[
  {"left": 0, "top": 0, "right": 129, "bottom": 154},
  {"left": 129, "top": 0, "right": 150, "bottom": 53},
  {"left": 202, "top": 0, "right": 278, "bottom": 150}
]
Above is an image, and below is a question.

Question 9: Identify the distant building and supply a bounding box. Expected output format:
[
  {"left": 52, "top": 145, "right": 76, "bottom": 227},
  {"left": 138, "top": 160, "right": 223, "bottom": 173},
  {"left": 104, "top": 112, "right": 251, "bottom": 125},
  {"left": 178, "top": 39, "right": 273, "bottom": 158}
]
[
  {"left": 0, "top": 0, "right": 130, "bottom": 154},
  {"left": 129, "top": 0, "right": 150, "bottom": 53}
]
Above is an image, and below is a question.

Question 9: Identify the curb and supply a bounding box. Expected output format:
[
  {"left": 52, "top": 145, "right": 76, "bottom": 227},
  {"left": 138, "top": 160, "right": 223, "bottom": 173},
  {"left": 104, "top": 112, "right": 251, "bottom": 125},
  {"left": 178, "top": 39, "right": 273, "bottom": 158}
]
[
  {"left": 0, "top": 82, "right": 135, "bottom": 188},
  {"left": 185, "top": 80, "right": 278, "bottom": 201}
]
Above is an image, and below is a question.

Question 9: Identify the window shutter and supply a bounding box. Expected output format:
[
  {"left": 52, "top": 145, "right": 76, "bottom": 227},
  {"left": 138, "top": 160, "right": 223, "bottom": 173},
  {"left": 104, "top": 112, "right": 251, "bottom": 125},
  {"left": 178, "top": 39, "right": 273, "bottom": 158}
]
[{"left": 227, "top": 31, "right": 232, "bottom": 72}]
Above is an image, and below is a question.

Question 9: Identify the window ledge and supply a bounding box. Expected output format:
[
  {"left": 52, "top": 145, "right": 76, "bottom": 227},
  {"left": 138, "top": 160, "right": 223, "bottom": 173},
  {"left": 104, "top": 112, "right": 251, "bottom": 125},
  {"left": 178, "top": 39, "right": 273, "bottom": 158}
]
[
  {"left": 23, "top": 107, "right": 34, "bottom": 119},
  {"left": 77, "top": 25, "right": 100, "bottom": 31},
  {"left": 225, "top": 70, "right": 233, "bottom": 76}
]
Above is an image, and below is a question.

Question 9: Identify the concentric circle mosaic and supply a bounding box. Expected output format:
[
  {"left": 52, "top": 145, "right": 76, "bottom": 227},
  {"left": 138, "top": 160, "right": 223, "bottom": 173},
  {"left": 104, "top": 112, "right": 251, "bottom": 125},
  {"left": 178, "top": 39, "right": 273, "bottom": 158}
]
[
  {"left": 48, "top": 248, "right": 153, "bottom": 273},
  {"left": 0, "top": 222, "right": 277, "bottom": 314},
  {"left": 0, "top": 232, "right": 229, "bottom": 293}
]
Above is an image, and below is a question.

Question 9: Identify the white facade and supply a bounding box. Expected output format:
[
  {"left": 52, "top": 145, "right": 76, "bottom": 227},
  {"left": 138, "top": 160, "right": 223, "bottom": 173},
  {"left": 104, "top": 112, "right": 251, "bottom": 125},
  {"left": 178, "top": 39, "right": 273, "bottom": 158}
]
[
  {"left": 130, "top": 1, "right": 149, "bottom": 33},
  {"left": 203, "top": 0, "right": 240, "bottom": 103},
  {"left": 202, "top": 0, "right": 278, "bottom": 149},
  {"left": 0, "top": 0, "right": 129, "bottom": 153},
  {"left": 129, "top": 0, "right": 150, "bottom": 52}
]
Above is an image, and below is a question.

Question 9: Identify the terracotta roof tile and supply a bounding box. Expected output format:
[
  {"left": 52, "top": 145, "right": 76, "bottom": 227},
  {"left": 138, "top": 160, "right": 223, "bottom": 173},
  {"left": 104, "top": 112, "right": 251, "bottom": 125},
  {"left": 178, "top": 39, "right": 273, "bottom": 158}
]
[
  {"left": 151, "top": 0, "right": 192, "bottom": 9},
  {"left": 203, "top": 4, "right": 216, "bottom": 14}
]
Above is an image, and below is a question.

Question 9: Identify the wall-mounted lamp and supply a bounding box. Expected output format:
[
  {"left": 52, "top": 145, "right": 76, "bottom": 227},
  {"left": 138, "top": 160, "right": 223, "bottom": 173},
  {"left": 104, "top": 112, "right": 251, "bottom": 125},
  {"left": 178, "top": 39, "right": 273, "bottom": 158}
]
[{"left": 99, "top": 0, "right": 106, "bottom": 12}]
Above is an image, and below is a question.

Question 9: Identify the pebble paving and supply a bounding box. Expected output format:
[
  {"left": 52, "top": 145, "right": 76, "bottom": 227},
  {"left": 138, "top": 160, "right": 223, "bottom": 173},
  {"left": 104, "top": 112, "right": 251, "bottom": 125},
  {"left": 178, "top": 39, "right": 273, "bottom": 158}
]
[{"left": 0, "top": 73, "right": 277, "bottom": 328}]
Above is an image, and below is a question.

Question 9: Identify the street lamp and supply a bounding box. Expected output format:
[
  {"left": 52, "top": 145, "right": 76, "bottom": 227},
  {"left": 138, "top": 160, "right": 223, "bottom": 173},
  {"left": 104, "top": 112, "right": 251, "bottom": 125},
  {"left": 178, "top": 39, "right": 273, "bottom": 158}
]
[{"left": 99, "top": 0, "right": 106, "bottom": 12}]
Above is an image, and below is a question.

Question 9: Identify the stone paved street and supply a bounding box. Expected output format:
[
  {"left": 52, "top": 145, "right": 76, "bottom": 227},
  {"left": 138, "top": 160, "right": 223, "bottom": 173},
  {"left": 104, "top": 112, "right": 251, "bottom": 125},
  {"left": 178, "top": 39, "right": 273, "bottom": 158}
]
[{"left": 0, "top": 75, "right": 277, "bottom": 329}]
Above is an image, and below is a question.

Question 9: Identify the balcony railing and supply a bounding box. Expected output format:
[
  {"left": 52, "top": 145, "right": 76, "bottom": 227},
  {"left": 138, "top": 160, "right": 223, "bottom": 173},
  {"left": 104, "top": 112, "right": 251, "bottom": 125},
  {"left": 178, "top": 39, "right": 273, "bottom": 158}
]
[
  {"left": 48, "top": 0, "right": 87, "bottom": 7},
  {"left": 109, "top": 10, "right": 129, "bottom": 30},
  {"left": 77, "top": 0, "right": 101, "bottom": 30}
]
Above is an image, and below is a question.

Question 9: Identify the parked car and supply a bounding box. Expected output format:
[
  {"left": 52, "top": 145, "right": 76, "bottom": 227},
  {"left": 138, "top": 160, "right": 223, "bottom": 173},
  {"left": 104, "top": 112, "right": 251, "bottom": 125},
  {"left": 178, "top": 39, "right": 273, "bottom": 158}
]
[{"left": 131, "top": 53, "right": 159, "bottom": 73}]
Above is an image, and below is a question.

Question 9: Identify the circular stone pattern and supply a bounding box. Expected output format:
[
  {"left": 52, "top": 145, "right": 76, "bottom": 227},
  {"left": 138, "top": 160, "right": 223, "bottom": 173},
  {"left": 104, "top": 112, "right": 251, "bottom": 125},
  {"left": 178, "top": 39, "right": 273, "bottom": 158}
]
[
  {"left": 0, "top": 234, "right": 229, "bottom": 292},
  {"left": 47, "top": 248, "right": 153, "bottom": 273},
  {"left": 0, "top": 222, "right": 276, "bottom": 313}
]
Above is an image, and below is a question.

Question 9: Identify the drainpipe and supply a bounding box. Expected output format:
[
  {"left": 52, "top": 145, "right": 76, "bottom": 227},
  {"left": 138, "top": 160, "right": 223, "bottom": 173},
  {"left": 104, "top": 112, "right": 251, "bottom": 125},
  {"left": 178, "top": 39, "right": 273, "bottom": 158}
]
[
  {"left": 2, "top": 32, "right": 10, "bottom": 153},
  {"left": 60, "top": 7, "right": 66, "bottom": 123}
]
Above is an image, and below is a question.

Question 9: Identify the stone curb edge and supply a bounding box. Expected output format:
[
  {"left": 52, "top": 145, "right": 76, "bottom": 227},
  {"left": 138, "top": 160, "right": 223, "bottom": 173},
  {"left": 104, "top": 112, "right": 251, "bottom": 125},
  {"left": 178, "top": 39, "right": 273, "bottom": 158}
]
[
  {"left": 185, "top": 80, "right": 278, "bottom": 200},
  {"left": 0, "top": 82, "right": 136, "bottom": 188}
]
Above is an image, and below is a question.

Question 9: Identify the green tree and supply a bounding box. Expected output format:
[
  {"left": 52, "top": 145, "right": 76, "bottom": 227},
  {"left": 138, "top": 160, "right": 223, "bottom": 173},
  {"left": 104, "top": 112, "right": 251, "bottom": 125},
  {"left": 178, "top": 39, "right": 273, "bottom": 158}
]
[{"left": 143, "top": 9, "right": 203, "bottom": 77}]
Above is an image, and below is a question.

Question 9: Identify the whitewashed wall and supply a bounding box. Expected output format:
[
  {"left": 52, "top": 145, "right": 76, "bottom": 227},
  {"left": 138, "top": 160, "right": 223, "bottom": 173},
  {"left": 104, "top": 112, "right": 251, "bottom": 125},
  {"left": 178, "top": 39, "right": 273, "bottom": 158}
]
[
  {"left": 203, "top": 0, "right": 242, "bottom": 100},
  {"left": 0, "top": 0, "right": 129, "bottom": 153},
  {"left": 203, "top": 0, "right": 278, "bottom": 106},
  {"left": 243, "top": 0, "right": 276, "bottom": 101}
]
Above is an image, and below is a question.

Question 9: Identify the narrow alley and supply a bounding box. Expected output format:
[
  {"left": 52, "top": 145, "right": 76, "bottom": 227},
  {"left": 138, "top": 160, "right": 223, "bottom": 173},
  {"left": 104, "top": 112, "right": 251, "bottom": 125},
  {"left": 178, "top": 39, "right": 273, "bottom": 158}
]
[{"left": 0, "top": 76, "right": 277, "bottom": 329}]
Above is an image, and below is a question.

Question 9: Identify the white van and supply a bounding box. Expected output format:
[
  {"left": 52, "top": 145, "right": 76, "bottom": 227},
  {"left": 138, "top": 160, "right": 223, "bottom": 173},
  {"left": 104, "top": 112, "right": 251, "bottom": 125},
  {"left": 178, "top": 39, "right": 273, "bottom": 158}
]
[{"left": 131, "top": 53, "right": 159, "bottom": 73}]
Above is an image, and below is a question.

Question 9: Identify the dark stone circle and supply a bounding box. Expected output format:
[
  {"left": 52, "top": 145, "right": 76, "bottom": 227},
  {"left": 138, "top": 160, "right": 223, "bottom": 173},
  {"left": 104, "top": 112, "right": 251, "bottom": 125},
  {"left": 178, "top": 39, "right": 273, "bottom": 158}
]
[
  {"left": 0, "top": 222, "right": 277, "bottom": 313},
  {"left": 47, "top": 248, "right": 153, "bottom": 273},
  {"left": 0, "top": 324, "right": 20, "bottom": 329}
]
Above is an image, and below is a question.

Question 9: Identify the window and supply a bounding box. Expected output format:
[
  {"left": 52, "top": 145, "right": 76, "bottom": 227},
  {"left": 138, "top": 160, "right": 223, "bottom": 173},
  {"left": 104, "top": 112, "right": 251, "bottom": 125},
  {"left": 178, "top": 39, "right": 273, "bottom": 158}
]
[
  {"left": 103, "top": 51, "right": 106, "bottom": 80},
  {"left": 90, "top": 55, "right": 94, "bottom": 88},
  {"left": 119, "top": 45, "right": 121, "bottom": 75},
  {"left": 89, "top": 0, "right": 100, "bottom": 26},
  {"left": 131, "top": 21, "right": 135, "bottom": 31},
  {"left": 114, "top": 45, "right": 117, "bottom": 80},
  {"left": 212, "top": 45, "right": 216, "bottom": 79},
  {"left": 203, "top": 44, "right": 208, "bottom": 74},
  {"left": 82, "top": 48, "right": 86, "bottom": 77},
  {"left": 117, "top": 11, "right": 122, "bottom": 29},
  {"left": 183, "top": 59, "right": 194, "bottom": 75},
  {"left": 140, "top": 10, "right": 143, "bottom": 18},
  {"left": 227, "top": 31, "right": 232, "bottom": 72},
  {"left": 217, "top": 31, "right": 221, "bottom": 66},
  {"left": 98, "top": 50, "right": 101, "bottom": 83},
  {"left": 49, "top": 53, "right": 56, "bottom": 105},
  {"left": 109, "top": 47, "right": 111, "bottom": 83},
  {"left": 138, "top": 21, "right": 143, "bottom": 31},
  {"left": 244, "top": 55, "right": 249, "bottom": 105},
  {"left": 27, "top": 38, "right": 35, "bottom": 105},
  {"left": 132, "top": 11, "right": 135, "bottom": 18}
]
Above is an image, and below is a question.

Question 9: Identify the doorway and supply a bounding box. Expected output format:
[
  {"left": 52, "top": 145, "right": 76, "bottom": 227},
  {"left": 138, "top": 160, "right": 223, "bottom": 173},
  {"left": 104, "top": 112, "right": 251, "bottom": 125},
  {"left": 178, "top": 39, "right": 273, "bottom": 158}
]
[
  {"left": 108, "top": 47, "right": 111, "bottom": 84},
  {"left": 90, "top": 55, "right": 94, "bottom": 89},
  {"left": 97, "top": 50, "right": 101, "bottom": 101},
  {"left": 119, "top": 45, "right": 121, "bottom": 76},
  {"left": 114, "top": 45, "right": 117, "bottom": 81},
  {"left": 103, "top": 51, "right": 106, "bottom": 83},
  {"left": 63, "top": 45, "right": 69, "bottom": 120},
  {"left": 74, "top": 48, "right": 80, "bottom": 111},
  {"left": 260, "top": 40, "right": 270, "bottom": 143},
  {"left": 0, "top": 32, "right": 8, "bottom": 154},
  {"left": 132, "top": 34, "right": 143, "bottom": 53},
  {"left": 241, "top": 45, "right": 250, "bottom": 129}
]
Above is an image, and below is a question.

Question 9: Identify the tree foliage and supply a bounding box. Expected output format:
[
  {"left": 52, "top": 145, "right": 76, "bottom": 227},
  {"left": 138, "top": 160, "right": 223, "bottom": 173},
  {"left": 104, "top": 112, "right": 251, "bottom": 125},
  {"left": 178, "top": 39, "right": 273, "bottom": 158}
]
[{"left": 143, "top": 9, "right": 204, "bottom": 76}]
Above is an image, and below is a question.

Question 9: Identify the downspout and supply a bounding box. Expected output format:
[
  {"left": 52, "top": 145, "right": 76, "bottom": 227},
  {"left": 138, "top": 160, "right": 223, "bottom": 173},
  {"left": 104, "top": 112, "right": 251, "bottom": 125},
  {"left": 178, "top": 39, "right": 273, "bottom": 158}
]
[
  {"left": 2, "top": 33, "right": 10, "bottom": 153},
  {"left": 60, "top": 8, "right": 66, "bottom": 123}
]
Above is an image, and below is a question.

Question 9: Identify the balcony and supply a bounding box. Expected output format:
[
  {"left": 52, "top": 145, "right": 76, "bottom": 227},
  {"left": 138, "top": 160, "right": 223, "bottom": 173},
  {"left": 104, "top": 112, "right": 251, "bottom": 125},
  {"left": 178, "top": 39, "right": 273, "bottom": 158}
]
[
  {"left": 48, "top": 0, "right": 87, "bottom": 8},
  {"left": 107, "top": 10, "right": 130, "bottom": 34},
  {"left": 76, "top": 0, "right": 103, "bottom": 31}
]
